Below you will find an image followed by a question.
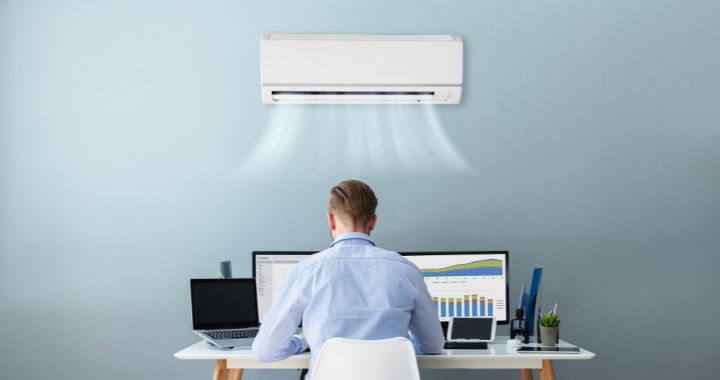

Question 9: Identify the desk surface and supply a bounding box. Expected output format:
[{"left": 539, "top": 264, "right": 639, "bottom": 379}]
[{"left": 175, "top": 337, "right": 594, "bottom": 370}]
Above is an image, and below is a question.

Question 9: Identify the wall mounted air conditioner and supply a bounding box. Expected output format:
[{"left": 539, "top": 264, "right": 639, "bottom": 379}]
[{"left": 260, "top": 34, "right": 463, "bottom": 104}]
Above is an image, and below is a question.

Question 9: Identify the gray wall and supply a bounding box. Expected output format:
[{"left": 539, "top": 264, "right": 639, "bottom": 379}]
[{"left": 1, "top": 1, "right": 719, "bottom": 379}]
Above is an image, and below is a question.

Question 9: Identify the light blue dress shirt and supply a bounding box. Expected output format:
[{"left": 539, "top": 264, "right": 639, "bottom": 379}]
[{"left": 251, "top": 232, "right": 445, "bottom": 379}]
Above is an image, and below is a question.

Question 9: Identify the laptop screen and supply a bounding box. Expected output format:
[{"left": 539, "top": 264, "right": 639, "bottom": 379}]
[{"left": 191, "top": 279, "right": 258, "bottom": 330}]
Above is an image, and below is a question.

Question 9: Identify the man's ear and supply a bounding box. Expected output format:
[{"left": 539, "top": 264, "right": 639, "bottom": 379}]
[
  {"left": 327, "top": 212, "right": 336, "bottom": 231},
  {"left": 367, "top": 214, "right": 377, "bottom": 233}
]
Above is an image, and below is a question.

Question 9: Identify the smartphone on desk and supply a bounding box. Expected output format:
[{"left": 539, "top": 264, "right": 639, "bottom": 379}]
[{"left": 516, "top": 346, "right": 580, "bottom": 354}]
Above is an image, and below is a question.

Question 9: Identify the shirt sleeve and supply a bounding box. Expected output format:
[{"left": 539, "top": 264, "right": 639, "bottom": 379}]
[
  {"left": 408, "top": 270, "right": 445, "bottom": 354},
  {"left": 251, "top": 266, "right": 310, "bottom": 361}
]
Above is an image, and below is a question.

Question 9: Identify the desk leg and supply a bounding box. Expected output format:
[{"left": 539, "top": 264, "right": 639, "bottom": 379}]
[
  {"left": 520, "top": 368, "right": 534, "bottom": 380},
  {"left": 539, "top": 360, "right": 555, "bottom": 380},
  {"left": 213, "top": 359, "right": 244, "bottom": 380},
  {"left": 229, "top": 369, "right": 243, "bottom": 380}
]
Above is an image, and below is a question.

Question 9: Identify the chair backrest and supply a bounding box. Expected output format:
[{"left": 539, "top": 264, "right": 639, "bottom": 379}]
[{"left": 312, "top": 337, "right": 420, "bottom": 380}]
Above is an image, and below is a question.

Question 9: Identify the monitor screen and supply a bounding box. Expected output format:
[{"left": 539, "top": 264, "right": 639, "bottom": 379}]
[
  {"left": 253, "top": 251, "right": 316, "bottom": 323},
  {"left": 251, "top": 250, "right": 509, "bottom": 325},
  {"left": 402, "top": 252, "right": 509, "bottom": 324},
  {"left": 190, "top": 279, "right": 258, "bottom": 329}
]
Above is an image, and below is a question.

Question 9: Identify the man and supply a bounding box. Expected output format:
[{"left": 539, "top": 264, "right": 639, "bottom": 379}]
[{"left": 252, "top": 180, "right": 445, "bottom": 379}]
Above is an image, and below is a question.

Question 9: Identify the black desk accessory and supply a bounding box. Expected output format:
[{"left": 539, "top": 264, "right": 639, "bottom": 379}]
[
  {"left": 510, "top": 308, "right": 529, "bottom": 344},
  {"left": 444, "top": 341, "right": 488, "bottom": 350}
]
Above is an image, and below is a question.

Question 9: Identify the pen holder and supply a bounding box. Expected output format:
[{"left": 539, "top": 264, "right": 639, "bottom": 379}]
[{"left": 220, "top": 260, "right": 232, "bottom": 279}]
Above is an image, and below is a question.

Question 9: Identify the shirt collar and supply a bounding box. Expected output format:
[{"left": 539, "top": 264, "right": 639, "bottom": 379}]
[{"left": 330, "top": 232, "right": 376, "bottom": 248}]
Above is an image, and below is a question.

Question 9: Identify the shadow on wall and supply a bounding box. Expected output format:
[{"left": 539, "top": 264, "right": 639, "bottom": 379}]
[{"left": 231, "top": 105, "right": 472, "bottom": 177}]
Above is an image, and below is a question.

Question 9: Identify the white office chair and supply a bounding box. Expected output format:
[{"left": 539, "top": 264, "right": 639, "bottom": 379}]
[{"left": 312, "top": 337, "right": 421, "bottom": 380}]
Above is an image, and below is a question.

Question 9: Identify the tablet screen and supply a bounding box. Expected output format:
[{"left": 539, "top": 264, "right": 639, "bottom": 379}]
[
  {"left": 449, "top": 317, "right": 494, "bottom": 340},
  {"left": 517, "top": 346, "right": 580, "bottom": 353}
]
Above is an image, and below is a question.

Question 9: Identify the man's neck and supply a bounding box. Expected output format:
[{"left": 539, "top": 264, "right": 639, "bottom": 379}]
[{"left": 331, "top": 229, "right": 370, "bottom": 241}]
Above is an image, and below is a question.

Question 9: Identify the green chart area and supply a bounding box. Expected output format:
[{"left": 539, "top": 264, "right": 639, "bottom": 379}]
[{"left": 421, "top": 259, "right": 503, "bottom": 277}]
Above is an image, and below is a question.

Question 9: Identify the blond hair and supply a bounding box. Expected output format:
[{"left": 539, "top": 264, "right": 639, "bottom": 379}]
[{"left": 328, "top": 180, "right": 378, "bottom": 226}]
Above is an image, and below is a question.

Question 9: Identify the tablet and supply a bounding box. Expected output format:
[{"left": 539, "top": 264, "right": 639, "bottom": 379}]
[
  {"left": 516, "top": 346, "right": 580, "bottom": 354},
  {"left": 447, "top": 317, "right": 496, "bottom": 342}
]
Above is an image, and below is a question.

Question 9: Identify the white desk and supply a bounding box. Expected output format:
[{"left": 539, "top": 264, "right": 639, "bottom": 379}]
[{"left": 175, "top": 337, "right": 595, "bottom": 380}]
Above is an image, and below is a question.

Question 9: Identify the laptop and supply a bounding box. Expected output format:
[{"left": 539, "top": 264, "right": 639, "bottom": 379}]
[
  {"left": 444, "top": 316, "right": 496, "bottom": 350},
  {"left": 190, "top": 278, "right": 260, "bottom": 348}
]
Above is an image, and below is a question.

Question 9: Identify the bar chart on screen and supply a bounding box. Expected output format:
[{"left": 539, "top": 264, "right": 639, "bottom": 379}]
[{"left": 433, "top": 294, "right": 497, "bottom": 318}]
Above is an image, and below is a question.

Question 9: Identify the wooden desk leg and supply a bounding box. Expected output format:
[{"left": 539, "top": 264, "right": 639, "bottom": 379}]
[
  {"left": 213, "top": 360, "right": 244, "bottom": 380},
  {"left": 229, "top": 369, "right": 243, "bottom": 380},
  {"left": 520, "top": 368, "right": 534, "bottom": 380},
  {"left": 213, "top": 359, "right": 228, "bottom": 380},
  {"left": 539, "top": 360, "right": 555, "bottom": 380}
]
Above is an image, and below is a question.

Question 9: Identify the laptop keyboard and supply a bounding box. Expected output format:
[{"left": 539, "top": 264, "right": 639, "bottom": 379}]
[
  {"left": 206, "top": 329, "right": 258, "bottom": 340},
  {"left": 444, "top": 341, "right": 488, "bottom": 350}
]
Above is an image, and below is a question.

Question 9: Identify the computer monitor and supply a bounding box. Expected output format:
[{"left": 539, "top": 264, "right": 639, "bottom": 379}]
[
  {"left": 252, "top": 251, "right": 316, "bottom": 323},
  {"left": 401, "top": 252, "right": 510, "bottom": 324},
  {"left": 252, "top": 250, "right": 510, "bottom": 325}
]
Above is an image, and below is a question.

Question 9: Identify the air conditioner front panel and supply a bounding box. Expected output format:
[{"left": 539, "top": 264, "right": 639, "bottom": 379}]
[
  {"left": 260, "top": 34, "right": 463, "bottom": 104},
  {"left": 262, "top": 85, "right": 461, "bottom": 104}
]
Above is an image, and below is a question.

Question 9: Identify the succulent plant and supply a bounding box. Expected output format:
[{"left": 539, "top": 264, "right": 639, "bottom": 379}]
[{"left": 539, "top": 304, "right": 561, "bottom": 327}]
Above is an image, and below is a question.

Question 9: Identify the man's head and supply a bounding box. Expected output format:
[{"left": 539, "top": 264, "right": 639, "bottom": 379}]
[{"left": 327, "top": 180, "right": 378, "bottom": 240}]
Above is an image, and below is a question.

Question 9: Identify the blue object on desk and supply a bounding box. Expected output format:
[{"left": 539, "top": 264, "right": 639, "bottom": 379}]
[{"left": 525, "top": 268, "right": 543, "bottom": 336}]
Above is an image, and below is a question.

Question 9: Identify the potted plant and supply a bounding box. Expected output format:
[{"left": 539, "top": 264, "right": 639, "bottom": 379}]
[{"left": 538, "top": 304, "right": 560, "bottom": 346}]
